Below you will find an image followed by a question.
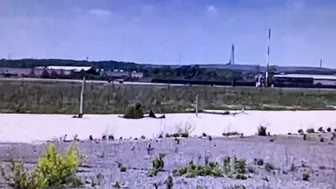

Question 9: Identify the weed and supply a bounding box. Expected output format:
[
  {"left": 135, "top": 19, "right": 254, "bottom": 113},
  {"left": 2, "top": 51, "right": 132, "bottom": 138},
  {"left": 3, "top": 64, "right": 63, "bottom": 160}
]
[
  {"left": 102, "top": 135, "right": 107, "bottom": 140},
  {"left": 303, "top": 134, "right": 307, "bottom": 141},
  {"left": 108, "top": 135, "right": 114, "bottom": 140},
  {"left": 140, "top": 135, "right": 146, "bottom": 140},
  {"left": 1, "top": 142, "right": 82, "bottom": 189},
  {"left": 148, "top": 154, "right": 165, "bottom": 177},
  {"left": 202, "top": 133, "right": 207, "bottom": 137},
  {"left": 173, "top": 160, "right": 223, "bottom": 178},
  {"left": 258, "top": 126, "right": 267, "bottom": 136},
  {"left": 112, "top": 181, "right": 121, "bottom": 188},
  {"left": 264, "top": 162, "right": 274, "bottom": 172},
  {"left": 165, "top": 175, "right": 173, "bottom": 189},
  {"left": 327, "top": 127, "right": 332, "bottom": 132},
  {"left": 320, "top": 137, "right": 325, "bottom": 142}
]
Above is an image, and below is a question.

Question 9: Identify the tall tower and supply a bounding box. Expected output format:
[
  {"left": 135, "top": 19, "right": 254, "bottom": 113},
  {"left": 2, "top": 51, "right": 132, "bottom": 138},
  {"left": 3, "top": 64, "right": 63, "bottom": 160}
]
[
  {"left": 320, "top": 59, "right": 323, "bottom": 68},
  {"left": 229, "top": 44, "right": 235, "bottom": 65},
  {"left": 265, "top": 29, "right": 271, "bottom": 87}
]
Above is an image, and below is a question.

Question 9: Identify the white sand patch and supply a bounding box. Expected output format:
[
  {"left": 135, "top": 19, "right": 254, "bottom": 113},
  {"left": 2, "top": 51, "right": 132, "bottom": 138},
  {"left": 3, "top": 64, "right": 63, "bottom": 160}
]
[{"left": 0, "top": 111, "right": 335, "bottom": 143}]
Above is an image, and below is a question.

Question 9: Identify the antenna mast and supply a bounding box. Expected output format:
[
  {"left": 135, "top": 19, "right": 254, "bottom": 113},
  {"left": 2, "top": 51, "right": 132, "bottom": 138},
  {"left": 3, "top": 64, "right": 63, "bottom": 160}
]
[
  {"left": 230, "top": 44, "right": 235, "bottom": 65},
  {"left": 265, "top": 29, "right": 271, "bottom": 87}
]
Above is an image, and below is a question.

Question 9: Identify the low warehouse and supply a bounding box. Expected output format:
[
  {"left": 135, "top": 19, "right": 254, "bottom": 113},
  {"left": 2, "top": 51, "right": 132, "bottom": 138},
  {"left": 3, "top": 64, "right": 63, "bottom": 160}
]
[{"left": 273, "top": 74, "right": 336, "bottom": 88}]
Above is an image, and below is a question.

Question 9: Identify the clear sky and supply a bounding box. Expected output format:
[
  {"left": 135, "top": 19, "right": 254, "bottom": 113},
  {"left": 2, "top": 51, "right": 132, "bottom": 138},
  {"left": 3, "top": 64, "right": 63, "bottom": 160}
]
[{"left": 0, "top": 0, "right": 335, "bottom": 67}]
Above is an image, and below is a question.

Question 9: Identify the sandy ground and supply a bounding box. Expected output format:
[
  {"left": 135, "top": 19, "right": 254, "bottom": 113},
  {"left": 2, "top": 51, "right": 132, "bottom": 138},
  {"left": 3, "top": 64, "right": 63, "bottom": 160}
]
[
  {"left": 0, "top": 111, "right": 336, "bottom": 143},
  {"left": 0, "top": 136, "right": 335, "bottom": 189},
  {"left": 0, "top": 111, "right": 336, "bottom": 188}
]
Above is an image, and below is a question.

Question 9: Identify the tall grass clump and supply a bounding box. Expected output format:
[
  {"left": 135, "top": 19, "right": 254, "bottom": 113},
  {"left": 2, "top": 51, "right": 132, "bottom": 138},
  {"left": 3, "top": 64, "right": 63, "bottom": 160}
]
[
  {"left": 1, "top": 142, "right": 82, "bottom": 189},
  {"left": 123, "top": 103, "right": 144, "bottom": 119}
]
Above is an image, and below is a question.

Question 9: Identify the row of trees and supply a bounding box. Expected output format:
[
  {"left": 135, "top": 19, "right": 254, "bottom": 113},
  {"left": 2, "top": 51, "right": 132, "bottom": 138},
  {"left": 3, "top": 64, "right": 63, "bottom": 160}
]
[{"left": 0, "top": 59, "right": 254, "bottom": 81}]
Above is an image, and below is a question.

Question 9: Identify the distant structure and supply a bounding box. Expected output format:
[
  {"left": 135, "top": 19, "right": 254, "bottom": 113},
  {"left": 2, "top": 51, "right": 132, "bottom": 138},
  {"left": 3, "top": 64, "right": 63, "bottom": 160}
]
[
  {"left": 320, "top": 59, "right": 323, "bottom": 68},
  {"left": 265, "top": 28, "right": 271, "bottom": 87},
  {"left": 228, "top": 44, "right": 235, "bottom": 65}
]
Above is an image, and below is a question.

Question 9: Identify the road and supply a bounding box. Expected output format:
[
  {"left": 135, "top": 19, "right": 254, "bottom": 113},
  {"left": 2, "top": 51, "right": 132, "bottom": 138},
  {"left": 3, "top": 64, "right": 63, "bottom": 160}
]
[{"left": 1, "top": 77, "right": 336, "bottom": 92}]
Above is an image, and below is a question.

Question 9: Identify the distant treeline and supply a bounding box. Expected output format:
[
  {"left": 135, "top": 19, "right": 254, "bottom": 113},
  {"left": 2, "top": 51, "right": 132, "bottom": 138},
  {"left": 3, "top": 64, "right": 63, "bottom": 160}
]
[
  {"left": 0, "top": 59, "right": 248, "bottom": 81},
  {"left": 2, "top": 59, "right": 336, "bottom": 82}
]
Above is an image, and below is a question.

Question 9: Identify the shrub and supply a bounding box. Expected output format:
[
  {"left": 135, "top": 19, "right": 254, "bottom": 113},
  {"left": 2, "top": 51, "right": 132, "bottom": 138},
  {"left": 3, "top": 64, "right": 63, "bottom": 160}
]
[
  {"left": 1, "top": 142, "right": 82, "bottom": 189},
  {"left": 326, "top": 127, "right": 331, "bottom": 132},
  {"left": 257, "top": 126, "right": 267, "bottom": 136},
  {"left": 148, "top": 154, "right": 165, "bottom": 177},
  {"left": 123, "top": 103, "right": 144, "bottom": 119}
]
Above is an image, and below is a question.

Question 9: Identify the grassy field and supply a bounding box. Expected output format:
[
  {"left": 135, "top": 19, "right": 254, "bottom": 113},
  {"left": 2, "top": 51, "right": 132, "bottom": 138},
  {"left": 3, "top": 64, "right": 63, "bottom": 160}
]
[{"left": 1, "top": 80, "right": 336, "bottom": 114}]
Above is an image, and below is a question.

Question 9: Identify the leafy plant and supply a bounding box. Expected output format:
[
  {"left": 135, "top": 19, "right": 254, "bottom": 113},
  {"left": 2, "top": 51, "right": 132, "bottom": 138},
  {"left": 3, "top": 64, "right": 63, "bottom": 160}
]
[
  {"left": 148, "top": 154, "right": 165, "bottom": 177},
  {"left": 1, "top": 142, "right": 82, "bottom": 189},
  {"left": 173, "top": 160, "right": 223, "bottom": 178},
  {"left": 123, "top": 103, "right": 144, "bottom": 119}
]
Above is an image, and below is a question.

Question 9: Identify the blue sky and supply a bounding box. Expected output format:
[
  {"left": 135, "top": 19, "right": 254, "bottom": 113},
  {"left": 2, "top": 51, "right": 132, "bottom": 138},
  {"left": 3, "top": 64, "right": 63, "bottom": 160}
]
[{"left": 0, "top": 0, "right": 335, "bottom": 67}]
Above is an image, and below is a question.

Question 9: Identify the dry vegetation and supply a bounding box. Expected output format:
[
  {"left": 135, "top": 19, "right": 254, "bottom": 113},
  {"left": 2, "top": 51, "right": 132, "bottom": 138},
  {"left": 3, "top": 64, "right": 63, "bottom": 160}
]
[{"left": 1, "top": 80, "right": 336, "bottom": 114}]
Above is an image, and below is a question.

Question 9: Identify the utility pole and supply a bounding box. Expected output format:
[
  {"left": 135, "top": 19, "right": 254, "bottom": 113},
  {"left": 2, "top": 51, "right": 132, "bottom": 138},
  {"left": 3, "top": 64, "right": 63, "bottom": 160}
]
[
  {"left": 320, "top": 59, "right": 323, "bottom": 68},
  {"left": 79, "top": 76, "right": 86, "bottom": 118}
]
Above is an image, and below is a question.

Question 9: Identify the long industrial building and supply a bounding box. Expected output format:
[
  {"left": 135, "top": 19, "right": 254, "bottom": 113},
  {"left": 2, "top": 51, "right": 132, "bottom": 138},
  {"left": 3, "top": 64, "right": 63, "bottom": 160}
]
[{"left": 273, "top": 74, "right": 336, "bottom": 88}]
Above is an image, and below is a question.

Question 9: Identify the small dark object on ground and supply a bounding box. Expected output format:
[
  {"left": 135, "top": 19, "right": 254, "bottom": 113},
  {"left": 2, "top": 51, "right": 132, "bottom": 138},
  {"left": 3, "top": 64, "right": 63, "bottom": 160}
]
[
  {"left": 108, "top": 135, "right": 114, "bottom": 140},
  {"left": 141, "top": 135, "right": 146, "bottom": 139},
  {"left": 89, "top": 135, "right": 93, "bottom": 141},
  {"left": 207, "top": 135, "right": 212, "bottom": 141},
  {"left": 298, "top": 129, "right": 304, "bottom": 135},
  {"left": 320, "top": 137, "right": 324, "bottom": 143},
  {"left": 303, "top": 173, "right": 310, "bottom": 181},
  {"left": 288, "top": 132, "right": 292, "bottom": 135},
  {"left": 269, "top": 138, "right": 274, "bottom": 142},
  {"left": 258, "top": 126, "right": 267, "bottom": 136},
  {"left": 202, "top": 133, "right": 207, "bottom": 137},
  {"left": 255, "top": 158, "right": 264, "bottom": 166},
  {"left": 72, "top": 113, "right": 83, "bottom": 118},
  {"left": 327, "top": 127, "right": 331, "bottom": 132},
  {"left": 318, "top": 127, "right": 324, "bottom": 133},
  {"left": 120, "top": 166, "right": 127, "bottom": 172},
  {"left": 303, "top": 134, "right": 307, "bottom": 141},
  {"left": 148, "top": 110, "right": 166, "bottom": 119},
  {"left": 119, "top": 137, "right": 123, "bottom": 140},
  {"left": 223, "top": 111, "right": 230, "bottom": 115},
  {"left": 102, "top": 135, "right": 107, "bottom": 141},
  {"left": 306, "top": 128, "right": 315, "bottom": 133}
]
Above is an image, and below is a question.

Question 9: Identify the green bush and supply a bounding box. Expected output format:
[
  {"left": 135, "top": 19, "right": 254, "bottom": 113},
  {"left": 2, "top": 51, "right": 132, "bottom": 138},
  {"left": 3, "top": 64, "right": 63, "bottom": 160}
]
[
  {"left": 123, "top": 103, "right": 144, "bottom": 119},
  {"left": 1, "top": 142, "right": 82, "bottom": 189}
]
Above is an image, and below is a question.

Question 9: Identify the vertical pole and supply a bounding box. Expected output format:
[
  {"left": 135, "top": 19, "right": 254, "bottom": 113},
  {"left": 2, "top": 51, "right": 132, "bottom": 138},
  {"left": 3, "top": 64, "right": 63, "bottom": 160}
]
[
  {"left": 195, "top": 94, "right": 199, "bottom": 116},
  {"left": 79, "top": 76, "right": 85, "bottom": 116},
  {"left": 265, "top": 28, "right": 271, "bottom": 87}
]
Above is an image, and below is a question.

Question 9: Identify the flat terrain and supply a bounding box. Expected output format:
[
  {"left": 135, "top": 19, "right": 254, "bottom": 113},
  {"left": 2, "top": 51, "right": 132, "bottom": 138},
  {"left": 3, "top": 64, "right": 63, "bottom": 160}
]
[
  {"left": 1, "top": 79, "right": 336, "bottom": 114},
  {"left": 1, "top": 111, "right": 336, "bottom": 143},
  {"left": 0, "top": 135, "right": 335, "bottom": 189},
  {"left": 0, "top": 112, "right": 335, "bottom": 188}
]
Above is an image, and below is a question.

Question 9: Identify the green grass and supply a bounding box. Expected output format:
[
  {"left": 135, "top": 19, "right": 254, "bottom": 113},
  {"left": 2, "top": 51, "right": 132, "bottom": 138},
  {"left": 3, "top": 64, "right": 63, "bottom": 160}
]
[{"left": 1, "top": 80, "right": 336, "bottom": 114}]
